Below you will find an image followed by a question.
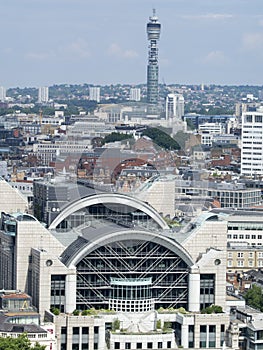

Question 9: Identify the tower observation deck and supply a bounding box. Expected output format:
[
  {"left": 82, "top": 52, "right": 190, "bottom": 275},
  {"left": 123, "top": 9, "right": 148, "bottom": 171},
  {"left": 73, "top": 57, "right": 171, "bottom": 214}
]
[{"left": 146, "top": 9, "right": 161, "bottom": 107}]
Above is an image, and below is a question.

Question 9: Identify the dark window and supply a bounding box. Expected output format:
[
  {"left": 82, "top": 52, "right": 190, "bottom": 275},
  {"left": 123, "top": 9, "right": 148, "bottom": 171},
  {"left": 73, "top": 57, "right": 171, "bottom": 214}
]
[
  {"left": 82, "top": 327, "right": 89, "bottom": 334},
  {"left": 147, "top": 343, "right": 153, "bottom": 349},
  {"left": 137, "top": 343, "right": 142, "bottom": 349},
  {"left": 114, "top": 342, "right": 120, "bottom": 349},
  {"left": 73, "top": 327, "right": 79, "bottom": 335}
]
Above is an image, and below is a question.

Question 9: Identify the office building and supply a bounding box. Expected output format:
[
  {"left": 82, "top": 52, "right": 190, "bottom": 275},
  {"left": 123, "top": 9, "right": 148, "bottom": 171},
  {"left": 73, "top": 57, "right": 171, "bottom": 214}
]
[
  {"left": 241, "top": 111, "right": 263, "bottom": 177},
  {"left": 146, "top": 9, "right": 161, "bottom": 107},
  {"left": 198, "top": 122, "right": 224, "bottom": 146},
  {"left": 0, "top": 86, "right": 6, "bottom": 102},
  {"left": 129, "top": 88, "right": 141, "bottom": 102},
  {"left": 174, "top": 179, "right": 262, "bottom": 208},
  {"left": 89, "top": 87, "right": 100, "bottom": 102},
  {"left": 38, "top": 86, "right": 49, "bottom": 103},
  {"left": 165, "top": 93, "right": 185, "bottom": 120},
  {"left": 0, "top": 180, "right": 243, "bottom": 350}
]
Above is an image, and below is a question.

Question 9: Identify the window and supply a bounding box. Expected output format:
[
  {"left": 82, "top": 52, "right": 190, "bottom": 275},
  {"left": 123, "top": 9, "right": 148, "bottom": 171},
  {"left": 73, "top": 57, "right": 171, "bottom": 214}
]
[
  {"left": 228, "top": 252, "right": 233, "bottom": 258},
  {"left": 237, "top": 260, "right": 244, "bottom": 267},
  {"left": 147, "top": 343, "right": 153, "bottom": 349},
  {"left": 158, "top": 342, "right": 163, "bottom": 349},
  {"left": 73, "top": 328, "right": 79, "bottom": 335},
  {"left": 255, "top": 115, "right": 262, "bottom": 123},
  {"left": 114, "top": 342, "right": 120, "bottom": 349},
  {"left": 125, "top": 343, "right": 131, "bottom": 350},
  {"left": 237, "top": 252, "right": 244, "bottom": 258},
  {"left": 136, "top": 343, "right": 142, "bottom": 349},
  {"left": 228, "top": 261, "right": 232, "bottom": 267}
]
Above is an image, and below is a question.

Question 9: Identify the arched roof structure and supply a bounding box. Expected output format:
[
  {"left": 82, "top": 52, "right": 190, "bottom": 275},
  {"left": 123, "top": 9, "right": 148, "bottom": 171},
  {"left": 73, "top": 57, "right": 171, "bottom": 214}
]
[
  {"left": 61, "top": 229, "right": 194, "bottom": 269},
  {"left": 48, "top": 193, "right": 169, "bottom": 230}
]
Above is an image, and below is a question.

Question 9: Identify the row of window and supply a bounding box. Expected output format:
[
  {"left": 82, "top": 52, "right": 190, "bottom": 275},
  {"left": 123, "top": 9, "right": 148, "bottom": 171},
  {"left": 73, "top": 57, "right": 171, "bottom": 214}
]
[
  {"left": 115, "top": 341, "right": 172, "bottom": 349},
  {"left": 228, "top": 260, "right": 263, "bottom": 267},
  {"left": 228, "top": 233, "right": 263, "bottom": 240},
  {"left": 228, "top": 252, "right": 263, "bottom": 258}
]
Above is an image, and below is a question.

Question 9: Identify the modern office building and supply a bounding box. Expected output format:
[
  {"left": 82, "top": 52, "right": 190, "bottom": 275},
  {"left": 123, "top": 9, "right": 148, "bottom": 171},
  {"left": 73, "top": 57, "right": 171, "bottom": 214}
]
[
  {"left": 174, "top": 179, "right": 262, "bottom": 208},
  {"left": 38, "top": 86, "right": 49, "bottom": 103},
  {"left": 129, "top": 88, "right": 141, "bottom": 102},
  {"left": 165, "top": 93, "right": 185, "bottom": 120},
  {"left": 146, "top": 9, "right": 161, "bottom": 107},
  {"left": 0, "top": 86, "right": 6, "bottom": 102},
  {"left": 89, "top": 87, "right": 100, "bottom": 103},
  {"left": 198, "top": 122, "right": 225, "bottom": 146},
  {"left": 0, "top": 180, "right": 242, "bottom": 350},
  {"left": 241, "top": 110, "right": 263, "bottom": 177}
]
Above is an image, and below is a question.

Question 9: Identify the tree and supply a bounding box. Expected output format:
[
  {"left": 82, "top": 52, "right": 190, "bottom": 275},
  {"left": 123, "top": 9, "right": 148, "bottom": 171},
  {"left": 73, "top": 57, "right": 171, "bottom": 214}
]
[
  {"left": 101, "top": 132, "right": 133, "bottom": 145},
  {"left": 0, "top": 333, "right": 46, "bottom": 350},
  {"left": 244, "top": 284, "right": 263, "bottom": 311},
  {"left": 201, "top": 305, "right": 223, "bottom": 314},
  {"left": 142, "top": 127, "right": 180, "bottom": 150}
]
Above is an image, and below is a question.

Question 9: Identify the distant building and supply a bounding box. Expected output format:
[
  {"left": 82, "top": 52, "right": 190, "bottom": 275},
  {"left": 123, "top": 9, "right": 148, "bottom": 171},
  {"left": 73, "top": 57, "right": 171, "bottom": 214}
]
[
  {"left": 89, "top": 86, "right": 100, "bottom": 102},
  {"left": 165, "top": 93, "right": 184, "bottom": 120},
  {"left": 198, "top": 122, "right": 224, "bottom": 146},
  {"left": 129, "top": 88, "right": 141, "bottom": 102},
  {"left": 146, "top": 9, "right": 161, "bottom": 107},
  {"left": 241, "top": 111, "right": 263, "bottom": 177},
  {"left": 38, "top": 86, "right": 49, "bottom": 103},
  {"left": 0, "top": 86, "right": 6, "bottom": 102}
]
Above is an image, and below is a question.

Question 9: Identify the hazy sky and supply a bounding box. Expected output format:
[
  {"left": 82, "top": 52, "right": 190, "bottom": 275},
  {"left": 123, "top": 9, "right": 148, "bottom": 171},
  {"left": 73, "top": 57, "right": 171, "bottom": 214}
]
[{"left": 1, "top": 0, "right": 263, "bottom": 87}]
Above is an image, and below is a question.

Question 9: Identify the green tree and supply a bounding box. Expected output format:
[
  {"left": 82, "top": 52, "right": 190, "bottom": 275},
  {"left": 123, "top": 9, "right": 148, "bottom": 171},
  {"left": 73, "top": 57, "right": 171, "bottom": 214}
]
[
  {"left": 112, "top": 318, "right": 120, "bottom": 331},
  {"left": 201, "top": 305, "right": 223, "bottom": 314},
  {"left": 101, "top": 132, "right": 132, "bottom": 145},
  {"left": 0, "top": 333, "right": 45, "bottom": 350},
  {"left": 244, "top": 284, "right": 263, "bottom": 311},
  {"left": 142, "top": 127, "right": 180, "bottom": 150}
]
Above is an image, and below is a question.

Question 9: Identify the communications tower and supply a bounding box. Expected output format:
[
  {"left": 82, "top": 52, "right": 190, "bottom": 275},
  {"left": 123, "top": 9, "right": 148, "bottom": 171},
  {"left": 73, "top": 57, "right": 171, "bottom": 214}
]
[{"left": 146, "top": 9, "right": 161, "bottom": 108}]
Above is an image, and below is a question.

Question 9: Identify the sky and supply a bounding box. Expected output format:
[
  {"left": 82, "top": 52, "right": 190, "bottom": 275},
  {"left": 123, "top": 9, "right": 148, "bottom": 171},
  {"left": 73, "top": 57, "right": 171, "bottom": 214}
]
[{"left": 1, "top": 0, "right": 263, "bottom": 87}]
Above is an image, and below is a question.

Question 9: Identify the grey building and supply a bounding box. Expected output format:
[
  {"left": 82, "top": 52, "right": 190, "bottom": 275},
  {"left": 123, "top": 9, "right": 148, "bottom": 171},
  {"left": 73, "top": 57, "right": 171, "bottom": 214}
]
[{"left": 146, "top": 9, "right": 161, "bottom": 109}]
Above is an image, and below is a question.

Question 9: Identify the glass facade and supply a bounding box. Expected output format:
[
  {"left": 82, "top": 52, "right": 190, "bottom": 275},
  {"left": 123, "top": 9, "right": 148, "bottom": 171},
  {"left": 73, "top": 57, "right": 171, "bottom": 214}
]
[{"left": 76, "top": 239, "right": 189, "bottom": 310}]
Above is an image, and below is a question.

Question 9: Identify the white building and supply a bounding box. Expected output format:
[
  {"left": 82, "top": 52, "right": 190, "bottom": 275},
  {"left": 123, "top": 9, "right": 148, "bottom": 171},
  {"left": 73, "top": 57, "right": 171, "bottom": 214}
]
[
  {"left": 165, "top": 93, "right": 184, "bottom": 120},
  {"left": 38, "top": 86, "right": 49, "bottom": 103},
  {"left": 0, "top": 86, "right": 6, "bottom": 102},
  {"left": 198, "top": 122, "right": 224, "bottom": 146},
  {"left": 129, "top": 88, "right": 141, "bottom": 102},
  {"left": 241, "top": 111, "right": 263, "bottom": 177},
  {"left": 89, "top": 87, "right": 100, "bottom": 102}
]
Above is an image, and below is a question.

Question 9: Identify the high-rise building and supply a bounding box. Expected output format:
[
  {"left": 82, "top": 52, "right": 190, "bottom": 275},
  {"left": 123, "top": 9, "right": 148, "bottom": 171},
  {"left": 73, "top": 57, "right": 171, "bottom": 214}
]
[
  {"left": 0, "top": 86, "right": 6, "bottom": 102},
  {"left": 38, "top": 86, "right": 49, "bottom": 103},
  {"left": 241, "top": 110, "right": 263, "bottom": 177},
  {"left": 89, "top": 86, "right": 100, "bottom": 102},
  {"left": 146, "top": 9, "right": 161, "bottom": 107},
  {"left": 129, "top": 88, "right": 141, "bottom": 102},
  {"left": 165, "top": 93, "right": 185, "bottom": 120}
]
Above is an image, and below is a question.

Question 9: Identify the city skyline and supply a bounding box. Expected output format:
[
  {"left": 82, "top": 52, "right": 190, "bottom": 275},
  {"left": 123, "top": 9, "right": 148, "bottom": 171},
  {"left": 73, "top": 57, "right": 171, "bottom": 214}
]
[{"left": 1, "top": 0, "right": 263, "bottom": 88}]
